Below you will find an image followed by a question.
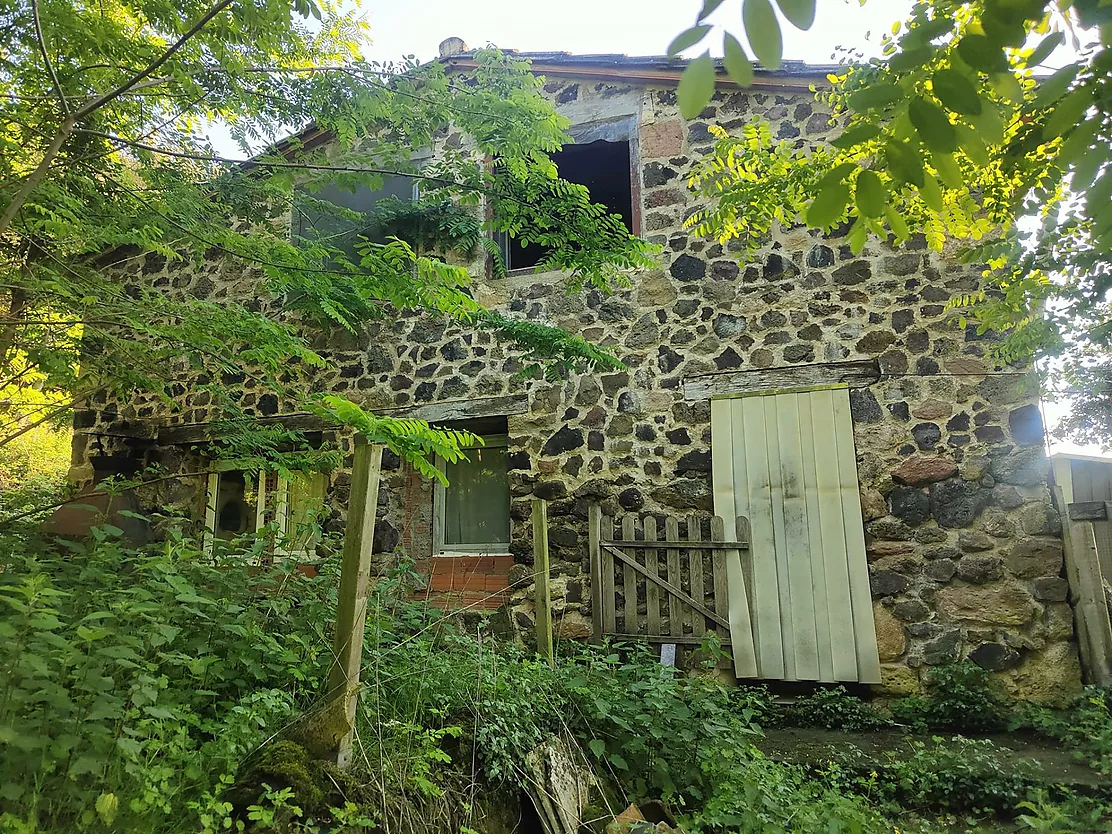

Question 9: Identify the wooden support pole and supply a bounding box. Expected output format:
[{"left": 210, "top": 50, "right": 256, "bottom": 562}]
[
  {"left": 532, "top": 498, "right": 553, "bottom": 665},
  {"left": 1056, "top": 485, "right": 1112, "bottom": 687},
  {"left": 325, "top": 441, "right": 383, "bottom": 768},
  {"left": 588, "top": 503, "right": 604, "bottom": 644}
]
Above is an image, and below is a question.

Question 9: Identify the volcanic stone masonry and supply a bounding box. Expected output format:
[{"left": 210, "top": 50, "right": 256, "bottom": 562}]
[{"left": 72, "top": 72, "right": 1081, "bottom": 701}]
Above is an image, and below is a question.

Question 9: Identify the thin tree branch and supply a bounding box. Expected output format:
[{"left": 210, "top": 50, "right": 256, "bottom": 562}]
[
  {"left": 73, "top": 0, "right": 235, "bottom": 119},
  {"left": 0, "top": 113, "right": 76, "bottom": 236},
  {"left": 32, "top": 0, "right": 68, "bottom": 114},
  {"left": 0, "top": 391, "right": 98, "bottom": 449}
]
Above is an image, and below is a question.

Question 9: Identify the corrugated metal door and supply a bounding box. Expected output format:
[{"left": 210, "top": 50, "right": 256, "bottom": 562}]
[{"left": 710, "top": 384, "right": 881, "bottom": 683}]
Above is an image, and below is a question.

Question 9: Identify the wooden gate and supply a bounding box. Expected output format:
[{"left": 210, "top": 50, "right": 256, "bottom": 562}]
[{"left": 587, "top": 505, "right": 757, "bottom": 671}]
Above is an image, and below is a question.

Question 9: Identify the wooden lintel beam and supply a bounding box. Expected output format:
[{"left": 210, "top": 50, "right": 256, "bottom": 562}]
[
  {"left": 157, "top": 394, "right": 529, "bottom": 446},
  {"left": 683, "top": 359, "right": 881, "bottom": 402},
  {"left": 1069, "top": 501, "right": 1112, "bottom": 522}
]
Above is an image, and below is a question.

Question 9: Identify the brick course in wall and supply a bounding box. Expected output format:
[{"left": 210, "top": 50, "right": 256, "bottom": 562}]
[{"left": 71, "top": 67, "right": 1082, "bottom": 702}]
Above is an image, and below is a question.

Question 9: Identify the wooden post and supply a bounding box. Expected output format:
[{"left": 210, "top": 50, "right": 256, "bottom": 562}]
[
  {"left": 1057, "top": 486, "right": 1112, "bottom": 686},
  {"left": 588, "top": 503, "right": 604, "bottom": 644},
  {"left": 325, "top": 440, "right": 383, "bottom": 768},
  {"left": 532, "top": 498, "right": 553, "bottom": 665}
]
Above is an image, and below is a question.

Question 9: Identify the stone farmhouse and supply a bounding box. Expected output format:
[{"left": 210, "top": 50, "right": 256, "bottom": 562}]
[{"left": 69, "top": 42, "right": 1084, "bottom": 700}]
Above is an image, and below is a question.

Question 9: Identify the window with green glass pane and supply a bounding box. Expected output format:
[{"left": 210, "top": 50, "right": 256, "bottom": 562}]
[{"left": 434, "top": 436, "right": 511, "bottom": 554}]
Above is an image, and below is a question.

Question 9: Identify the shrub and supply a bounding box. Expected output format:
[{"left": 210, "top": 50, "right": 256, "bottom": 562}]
[
  {"left": 890, "top": 663, "right": 1012, "bottom": 733},
  {"left": 776, "top": 686, "right": 892, "bottom": 731}
]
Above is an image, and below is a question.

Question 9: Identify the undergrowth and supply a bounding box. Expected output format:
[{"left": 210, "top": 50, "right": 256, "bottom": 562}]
[{"left": 1, "top": 525, "right": 1110, "bottom": 834}]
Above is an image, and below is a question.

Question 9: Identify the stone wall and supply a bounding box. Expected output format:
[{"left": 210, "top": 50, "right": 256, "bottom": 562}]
[{"left": 72, "top": 72, "right": 1081, "bottom": 701}]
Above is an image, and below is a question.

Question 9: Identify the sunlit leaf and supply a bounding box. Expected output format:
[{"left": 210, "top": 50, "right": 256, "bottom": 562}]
[
  {"left": 909, "top": 96, "right": 958, "bottom": 153},
  {"left": 932, "top": 69, "right": 983, "bottom": 116},
  {"left": 1044, "top": 87, "right": 1093, "bottom": 138},
  {"left": 1033, "top": 63, "right": 1080, "bottom": 108},
  {"left": 723, "top": 32, "right": 755, "bottom": 87},
  {"left": 775, "top": 0, "right": 816, "bottom": 30},
  {"left": 884, "top": 204, "right": 910, "bottom": 241},
  {"left": 744, "top": 0, "right": 783, "bottom": 70},
  {"left": 699, "top": 0, "right": 728, "bottom": 20},
  {"left": 885, "top": 140, "right": 926, "bottom": 187},
  {"left": 956, "top": 35, "right": 1009, "bottom": 73},
  {"left": 1025, "top": 30, "right": 1064, "bottom": 67},
  {"left": 854, "top": 170, "right": 885, "bottom": 218},
  {"left": 677, "top": 52, "right": 717, "bottom": 119},
  {"left": 955, "top": 123, "right": 991, "bottom": 166},
  {"left": 889, "top": 45, "right": 935, "bottom": 72},
  {"left": 831, "top": 123, "right": 881, "bottom": 149},
  {"left": 919, "top": 175, "right": 944, "bottom": 212},
  {"left": 668, "top": 24, "right": 713, "bottom": 56},
  {"left": 932, "top": 152, "right": 963, "bottom": 189},
  {"left": 805, "top": 180, "right": 851, "bottom": 227},
  {"left": 847, "top": 83, "right": 903, "bottom": 112}
]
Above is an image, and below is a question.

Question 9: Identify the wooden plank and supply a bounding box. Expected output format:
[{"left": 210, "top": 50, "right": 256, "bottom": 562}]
[
  {"left": 666, "top": 516, "right": 682, "bottom": 638},
  {"left": 810, "top": 388, "right": 858, "bottom": 681},
  {"left": 589, "top": 504, "right": 604, "bottom": 643},
  {"left": 831, "top": 388, "right": 881, "bottom": 684},
  {"left": 684, "top": 359, "right": 880, "bottom": 402},
  {"left": 761, "top": 394, "right": 796, "bottom": 680},
  {"left": 644, "top": 517, "right": 661, "bottom": 636},
  {"left": 601, "top": 539, "right": 748, "bottom": 550},
  {"left": 710, "top": 517, "right": 728, "bottom": 640},
  {"left": 778, "top": 392, "right": 820, "bottom": 680},
  {"left": 532, "top": 499, "right": 553, "bottom": 665},
  {"left": 797, "top": 393, "right": 834, "bottom": 682},
  {"left": 739, "top": 395, "right": 785, "bottom": 679},
  {"left": 716, "top": 514, "right": 757, "bottom": 677},
  {"left": 158, "top": 394, "right": 530, "bottom": 445},
  {"left": 1057, "top": 485, "right": 1112, "bottom": 686},
  {"left": 603, "top": 633, "right": 733, "bottom": 646},
  {"left": 1069, "top": 501, "right": 1112, "bottom": 521},
  {"left": 690, "top": 514, "right": 706, "bottom": 638},
  {"left": 602, "top": 515, "right": 616, "bottom": 635},
  {"left": 602, "top": 544, "right": 730, "bottom": 630},
  {"left": 622, "top": 516, "right": 638, "bottom": 635},
  {"left": 710, "top": 397, "right": 735, "bottom": 644},
  {"left": 325, "top": 442, "right": 383, "bottom": 768}
]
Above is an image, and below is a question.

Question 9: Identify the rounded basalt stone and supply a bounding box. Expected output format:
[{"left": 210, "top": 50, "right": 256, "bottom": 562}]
[
  {"left": 618, "top": 488, "right": 644, "bottom": 511},
  {"left": 715, "top": 348, "right": 745, "bottom": 369},
  {"left": 850, "top": 389, "right": 883, "bottom": 423},
  {"left": 711, "top": 261, "right": 740, "bottom": 280},
  {"left": 533, "top": 481, "right": 569, "bottom": 502},
  {"left": 783, "top": 344, "right": 815, "bottom": 362},
  {"left": 1008, "top": 404, "right": 1045, "bottom": 445},
  {"left": 955, "top": 555, "right": 1005, "bottom": 584},
  {"left": 372, "top": 520, "right": 400, "bottom": 554},
  {"left": 922, "top": 630, "right": 961, "bottom": 665},
  {"left": 658, "top": 346, "right": 684, "bottom": 373},
  {"left": 912, "top": 422, "right": 942, "bottom": 450},
  {"left": 713, "top": 313, "right": 747, "bottom": 338},
  {"left": 665, "top": 428, "right": 692, "bottom": 445},
  {"left": 1006, "top": 538, "right": 1063, "bottom": 578},
  {"left": 587, "top": 431, "right": 604, "bottom": 451},
  {"left": 871, "top": 569, "right": 909, "bottom": 598},
  {"left": 968, "top": 642, "right": 1021, "bottom": 671},
  {"left": 806, "top": 245, "right": 835, "bottom": 268},
  {"left": 676, "top": 450, "right": 711, "bottom": 474},
  {"left": 892, "top": 598, "right": 931, "bottom": 621},
  {"left": 929, "top": 479, "right": 988, "bottom": 528},
  {"left": 507, "top": 450, "right": 531, "bottom": 470},
  {"left": 925, "top": 559, "right": 957, "bottom": 582},
  {"left": 990, "top": 447, "right": 1048, "bottom": 486},
  {"left": 670, "top": 254, "right": 706, "bottom": 281},
  {"left": 617, "top": 391, "right": 640, "bottom": 414},
  {"left": 890, "top": 486, "right": 931, "bottom": 526},
  {"left": 635, "top": 424, "right": 657, "bottom": 442},
  {"left": 1033, "top": 576, "right": 1069, "bottom": 602},
  {"left": 542, "top": 425, "right": 584, "bottom": 456}
]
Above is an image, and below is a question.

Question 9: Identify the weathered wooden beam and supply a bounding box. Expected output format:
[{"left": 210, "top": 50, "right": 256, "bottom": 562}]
[
  {"left": 324, "top": 441, "right": 383, "bottom": 767},
  {"left": 157, "top": 394, "right": 529, "bottom": 445},
  {"left": 1057, "top": 486, "right": 1112, "bottom": 687},
  {"left": 532, "top": 499, "right": 554, "bottom": 666},
  {"left": 1069, "top": 501, "right": 1112, "bottom": 522},
  {"left": 683, "top": 359, "right": 881, "bottom": 402},
  {"left": 601, "top": 538, "right": 749, "bottom": 550}
]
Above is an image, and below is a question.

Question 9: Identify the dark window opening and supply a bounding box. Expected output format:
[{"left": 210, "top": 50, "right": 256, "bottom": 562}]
[
  {"left": 292, "top": 176, "right": 417, "bottom": 261},
  {"left": 503, "top": 138, "right": 633, "bottom": 271}
]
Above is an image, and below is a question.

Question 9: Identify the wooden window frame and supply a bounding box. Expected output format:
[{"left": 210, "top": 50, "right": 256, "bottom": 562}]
[{"left": 432, "top": 434, "right": 512, "bottom": 556}]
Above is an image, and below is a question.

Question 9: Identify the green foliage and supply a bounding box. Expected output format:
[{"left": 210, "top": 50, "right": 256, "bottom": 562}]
[
  {"left": 673, "top": 0, "right": 1112, "bottom": 446},
  {"left": 779, "top": 687, "right": 892, "bottom": 731},
  {"left": 2, "top": 3, "right": 650, "bottom": 474},
  {"left": 1023, "top": 687, "right": 1112, "bottom": 775},
  {"left": 890, "top": 663, "right": 1012, "bottom": 733}
]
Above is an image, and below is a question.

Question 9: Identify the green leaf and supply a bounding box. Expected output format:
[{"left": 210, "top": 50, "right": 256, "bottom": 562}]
[
  {"left": 1033, "top": 64, "right": 1080, "bottom": 108},
  {"left": 588, "top": 738, "right": 606, "bottom": 758},
  {"left": 698, "top": 0, "right": 728, "bottom": 19},
  {"left": 831, "top": 123, "right": 881, "bottom": 149},
  {"left": 988, "top": 71, "right": 1024, "bottom": 104},
  {"left": 908, "top": 15, "right": 955, "bottom": 43},
  {"left": 744, "top": 0, "right": 783, "bottom": 70},
  {"left": 955, "top": 123, "right": 991, "bottom": 166},
  {"left": 775, "top": 0, "right": 816, "bottom": 30},
  {"left": 668, "top": 24, "right": 713, "bottom": 56},
  {"left": 847, "top": 83, "right": 903, "bottom": 112},
  {"left": 888, "top": 45, "right": 935, "bottom": 72},
  {"left": 932, "top": 152, "right": 963, "bottom": 189},
  {"left": 1057, "top": 118, "right": 1101, "bottom": 168},
  {"left": 909, "top": 96, "right": 958, "bottom": 153},
  {"left": 885, "top": 140, "right": 926, "bottom": 187},
  {"left": 854, "top": 170, "right": 886, "bottom": 218},
  {"left": 723, "top": 33, "right": 754, "bottom": 87},
  {"left": 956, "top": 35, "right": 1009, "bottom": 73},
  {"left": 608, "top": 752, "right": 629, "bottom": 770},
  {"left": 970, "top": 104, "right": 1006, "bottom": 145},
  {"left": 677, "top": 53, "right": 717, "bottom": 119},
  {"left": 1044, "top": 86, "right": 1093, "bottom": 138},
  {"left": 932, "top": 69, "right": 983, "bottom": 116},
  {"left": 848, "top": 218, "right": 868, "bottom": 254},
  {"left": 884, "top": 204, "right": 910, "bottom": 241},
  {"left": 805, "top": 180, "right": 851, "bottom": 228},
  {"left": 1025, "top": 31, "right": 1064, "bottom": 67},
  {"left": 919, "top": 175, "right": 945, "bottom": 212}
]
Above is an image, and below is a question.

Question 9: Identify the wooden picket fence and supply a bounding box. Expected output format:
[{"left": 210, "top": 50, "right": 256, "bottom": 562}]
[{"left": 587, "top": 504, "right": 750, "bottom": 645}]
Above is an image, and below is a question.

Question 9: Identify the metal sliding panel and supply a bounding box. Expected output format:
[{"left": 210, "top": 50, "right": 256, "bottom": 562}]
[{"left": 710, "top": 384, "right": 881, "bottom": 683}]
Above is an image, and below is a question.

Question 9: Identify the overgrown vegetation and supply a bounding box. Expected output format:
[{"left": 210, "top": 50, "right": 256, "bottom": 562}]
[{"left": 3, "top": 522, "right": 1112, "bottom": 834}]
